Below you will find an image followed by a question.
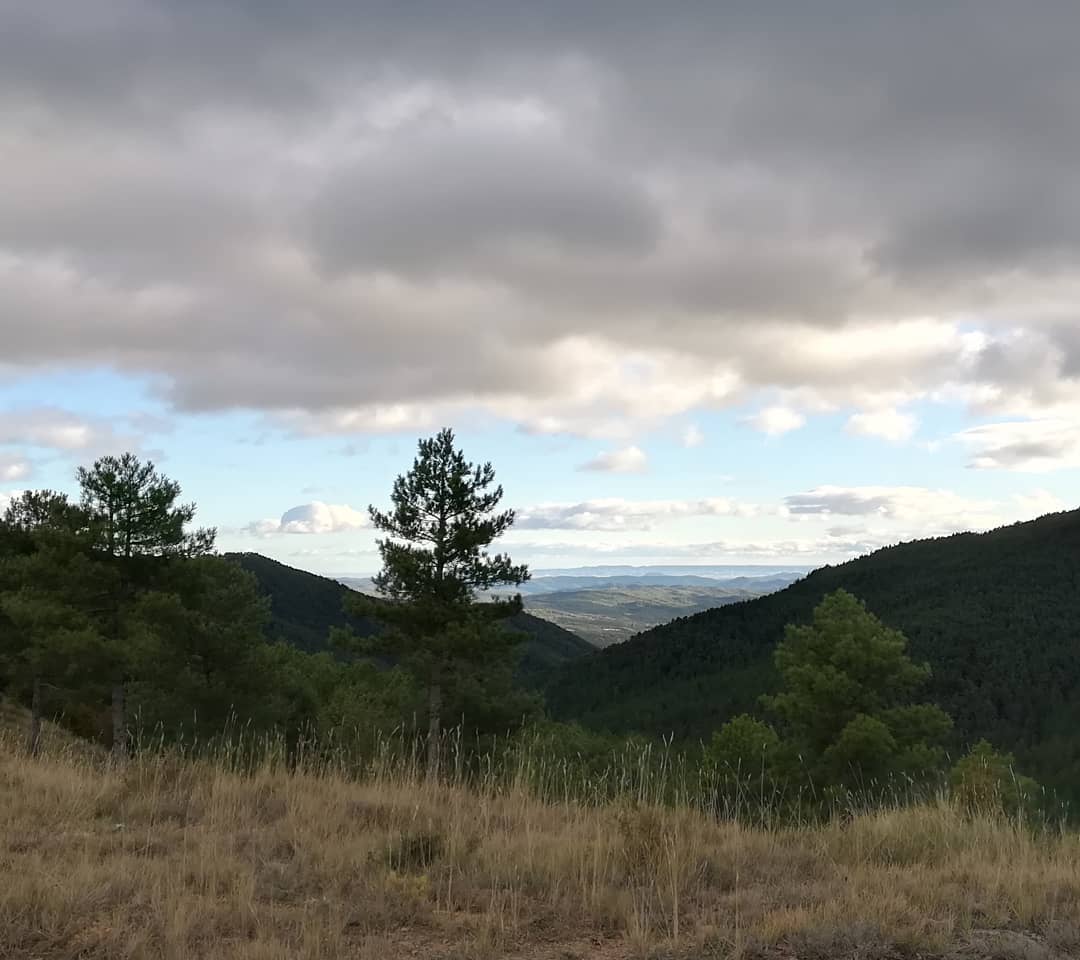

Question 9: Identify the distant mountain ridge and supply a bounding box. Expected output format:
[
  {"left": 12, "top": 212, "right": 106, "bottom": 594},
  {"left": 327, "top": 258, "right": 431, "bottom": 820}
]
[
  {"left": 547, "top": 509, "right": 1080, "bottom": 798},
  {"left": 338, "top": 570, "right": 806, "bottom": 597}
]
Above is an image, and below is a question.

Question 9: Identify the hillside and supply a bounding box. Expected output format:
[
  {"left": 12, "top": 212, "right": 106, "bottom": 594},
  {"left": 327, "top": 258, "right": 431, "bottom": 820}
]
[
  {"left": 228, "top": 553, "right": 593, "bottom": 685},
  {"left": 523, "top": 585, "right": 765, "bottom": 646},
  {"left": 548, "top": 509, "right": 1080, "bottom": 795}
]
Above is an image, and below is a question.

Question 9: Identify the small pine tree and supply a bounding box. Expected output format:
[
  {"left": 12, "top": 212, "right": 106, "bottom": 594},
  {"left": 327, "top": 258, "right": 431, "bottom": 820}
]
[
  {"left": 342, "top": 428, "right": 529, "bottom": 778},
  {"left": 950, "top": 740, "right": 1039, "bottom": 817},
  {"left": 763, "top": 589, "right": 952, "bottom": 792},
  {"left": 707, "top": 714, "right": 781, "bottom": 776},
  {"left": 706, "top": 714, "right": 783, "bottom": 818}
]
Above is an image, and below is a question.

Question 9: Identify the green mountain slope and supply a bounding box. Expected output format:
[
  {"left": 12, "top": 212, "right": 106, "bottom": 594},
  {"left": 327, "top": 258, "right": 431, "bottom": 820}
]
[
  {"left": 227, "top": 553, "right": 593, "bottom": 685},
  {"left": 546, "top": 509, "right": 1080, "bottom": 793}
]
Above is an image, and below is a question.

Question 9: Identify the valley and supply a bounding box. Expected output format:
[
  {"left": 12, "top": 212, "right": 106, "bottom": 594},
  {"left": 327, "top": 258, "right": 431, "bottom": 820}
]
[
  {"left": 522, "top": 581, "right": 795, "bottom": 646},
  {"left": 340, "top": 567, "right": 807, "bottom": 647}
]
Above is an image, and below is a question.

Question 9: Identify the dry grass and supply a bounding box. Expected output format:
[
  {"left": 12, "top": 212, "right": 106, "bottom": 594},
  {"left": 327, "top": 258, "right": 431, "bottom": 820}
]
[{"left": 2, "top": 728, "right": 1079, "bottom": 959}]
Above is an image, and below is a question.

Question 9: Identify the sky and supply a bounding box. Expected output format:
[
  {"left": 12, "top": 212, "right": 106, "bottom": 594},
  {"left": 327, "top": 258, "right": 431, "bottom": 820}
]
[{"left": 1, "top": 2, "right": 1079, "bottom": 576}]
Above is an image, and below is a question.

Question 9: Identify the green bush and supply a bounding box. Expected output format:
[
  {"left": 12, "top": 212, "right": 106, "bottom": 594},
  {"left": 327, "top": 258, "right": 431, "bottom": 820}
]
[{"left": 950, "top": 740, "right": 1039, "bottom": 817}]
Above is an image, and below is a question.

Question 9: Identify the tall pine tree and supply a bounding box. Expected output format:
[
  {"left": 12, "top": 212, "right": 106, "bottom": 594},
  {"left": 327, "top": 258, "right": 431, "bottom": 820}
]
[
  {"left": 343, "top": 428, "right": 529, "bottom": 777},
  {"left": 76, "top": 453, "right": 215, "bottom": 759}
]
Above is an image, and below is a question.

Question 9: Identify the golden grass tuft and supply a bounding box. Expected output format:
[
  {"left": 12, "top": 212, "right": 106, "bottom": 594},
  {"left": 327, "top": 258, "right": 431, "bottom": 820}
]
[{"left": 1, "top": 729, "right": 1078, "bottom": 959}]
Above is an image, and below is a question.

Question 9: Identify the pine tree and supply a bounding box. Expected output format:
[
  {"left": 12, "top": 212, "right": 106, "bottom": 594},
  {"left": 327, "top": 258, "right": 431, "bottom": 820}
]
[
  {"left": 763, "top": 590, "right": 952, "bottom": 790},
  {"left": 0, "top": 491, "right": 105, "bottom": 755},
  {"left": 343, "top": 428, "right": 529, "bottom": 778},
  {"left": 77, "top": 453, "right": 215, "bottom": 561},
  {"left": 76, "top": 454, "right": 215, "bottom": 760},
  {"left": 124, "top": 556, "right": 275, "bottom": 739}
]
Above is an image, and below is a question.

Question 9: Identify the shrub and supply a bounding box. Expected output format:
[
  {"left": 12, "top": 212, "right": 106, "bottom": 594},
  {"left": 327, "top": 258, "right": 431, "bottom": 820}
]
[{"left": 950, "top": 740, "right": 1039, "bottom": 817}]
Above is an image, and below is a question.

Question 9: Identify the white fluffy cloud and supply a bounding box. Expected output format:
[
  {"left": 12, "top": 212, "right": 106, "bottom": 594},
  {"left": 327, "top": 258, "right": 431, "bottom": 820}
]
[
  {"left": 516, "top": 497, "right": 754, "bottom": 531},
  {"left": 747, "top": 406, "right": 806, "bottom": 436},
  {"left": 846, "top": 408, "right": 917, "bottom": 443},
  {"left": 249, "top": 501, "right": 370, "bottom": 536},
  {"left": 579, "top": 445, "right": 648, "bottom": 473},
  {"left": 0, "top": 455, "right": 31, "bottom": 482},
  {"left": 681, "top": 424, "right": 704, "bottom": 448}
]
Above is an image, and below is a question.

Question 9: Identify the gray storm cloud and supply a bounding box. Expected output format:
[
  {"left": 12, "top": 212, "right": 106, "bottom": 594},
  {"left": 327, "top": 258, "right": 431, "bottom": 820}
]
[{"left": 2, "top": 1, "right": 1080, "bottom": 461}]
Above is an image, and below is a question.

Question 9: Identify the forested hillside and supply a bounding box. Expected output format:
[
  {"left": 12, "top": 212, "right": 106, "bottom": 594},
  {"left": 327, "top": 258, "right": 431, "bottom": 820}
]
[
  {"left": 230, "top": 553, "right": 594, "bottom": 685},
  {"left": 548, "top": 509, "right": 1080, "bottom": 794}
]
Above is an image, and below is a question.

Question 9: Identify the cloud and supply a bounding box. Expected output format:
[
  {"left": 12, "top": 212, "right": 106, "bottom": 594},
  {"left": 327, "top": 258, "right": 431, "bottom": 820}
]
[
  {"left": 0, "top": 455, "right": 31, "bottom": 482},
  {"left": 578, "top": 445, "right": 648, "bottom": 473},
  {"left": 681, "top": 424, "right": 704, "bottom": 448},
  {"left": 747, "top": 406, "right": 805, "bottom": 436},
  {"left": 956, "top": 420, "right": 1080, "bottom": 472},
  {"left": 756, "top": 482, "right": 1069, "bottom": 558},
  {"left": 784, "top": 485, "right": 1001, "bottom": 527},
  {"left": 248, "top": 501, "right": 370, "bottom": 535},
  {"left": 0, "top": 489, "right": 23, "bottom": 514},
  {"left": 0, "top": 408, "right": 154, "bottom": 460},
  {"left": 846, "top": 408, "right": 917, "bottom": 443},
  {"left": 504, "top": 535, "right": 891, "bottom": 565},
  {"left": 516, "top": 497, "right": 753, "bottom": 531},
  {"left": 310, "top": 126, "right": 660, "bottom": 276},
  {"left": 0, "top": 408, "right": 134, "bottom": 454},
  {"left": 3, "top": 5, "right": 1080, "bottom": 438},
  {"left": 1011, "top": 489, "right": 1066, "bottom": 517}
]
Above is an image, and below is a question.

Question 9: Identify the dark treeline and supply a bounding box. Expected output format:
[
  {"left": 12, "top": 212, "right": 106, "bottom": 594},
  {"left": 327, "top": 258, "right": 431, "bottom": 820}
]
[
  {"left": 0, "top": 455, "right": 418, "bottom": 756},
  {"left": 0, "top": 433, "right": 580, "bottom": 770}
]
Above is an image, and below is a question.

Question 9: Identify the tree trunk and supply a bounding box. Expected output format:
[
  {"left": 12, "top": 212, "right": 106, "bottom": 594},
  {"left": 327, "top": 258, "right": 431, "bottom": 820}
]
[
  {"left": 111, "top": 682, "right": 128, "bottom": 764},
  {"left": 426, "top": 681, "right": 441, "bottom": 781},
  {"left": 27, "top": 677, "right": 42, "bottom": 758}
]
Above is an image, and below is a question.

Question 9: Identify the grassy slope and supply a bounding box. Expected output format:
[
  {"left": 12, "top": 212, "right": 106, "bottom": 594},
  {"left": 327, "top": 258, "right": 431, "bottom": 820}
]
[
  {"left": 523, "top": 585, "right": 760, "bottom": 647},
  {"left": 228, "top": 552, "right": 594, "bottom": 684},
  {"left": 2, "top": 736, "right": 1078, "bottom": 959}
]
